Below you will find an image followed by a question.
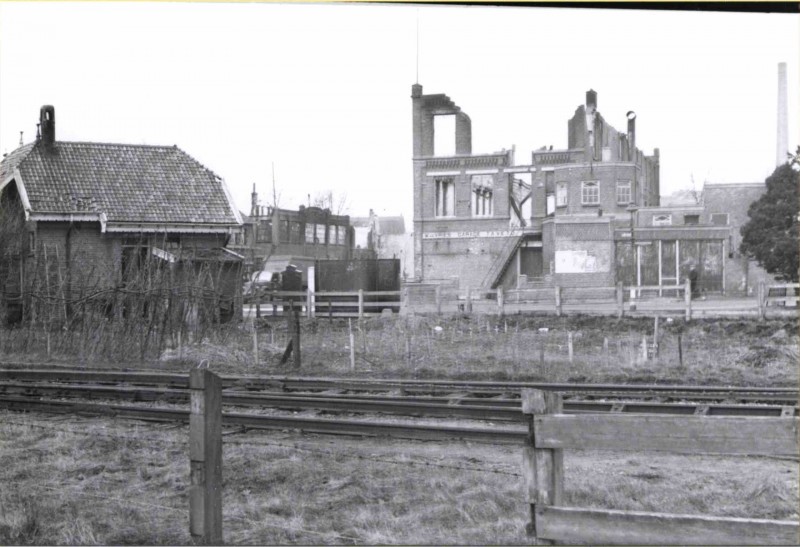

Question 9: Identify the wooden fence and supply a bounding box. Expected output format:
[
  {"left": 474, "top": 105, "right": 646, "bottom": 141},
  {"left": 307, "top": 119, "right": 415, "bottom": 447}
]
[
  {"left": 759, "top": 282, "right": 799, "bottom": 320},
  {"left": 403, "top": 281, "right": 698, "bottom": 320},
  {"left": 252, "top": 290, "right": 402, "bottom": 319},
  {"left": 521, "top": 388, "right": 799, "bottom": 545}
]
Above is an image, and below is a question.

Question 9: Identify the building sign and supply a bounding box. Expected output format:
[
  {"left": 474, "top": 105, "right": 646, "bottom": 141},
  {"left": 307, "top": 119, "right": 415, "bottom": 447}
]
[
  {"left": 422, "top": 228, "right": 524, "bottom": 240},
  {"left": 554, "top": 241, "right": 611, "bottom": 273}
]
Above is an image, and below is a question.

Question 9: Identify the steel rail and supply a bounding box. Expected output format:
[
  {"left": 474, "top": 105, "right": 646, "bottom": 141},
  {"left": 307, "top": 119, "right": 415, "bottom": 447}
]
[
  {"left": 0, "top": 396, "right": 526, "bottom": 444},
  {"left": 0, "top": 369, "right": 795, "bottom": 400},
  {"left": 1, "top": 381, "right": 795, "bottom": 418}
]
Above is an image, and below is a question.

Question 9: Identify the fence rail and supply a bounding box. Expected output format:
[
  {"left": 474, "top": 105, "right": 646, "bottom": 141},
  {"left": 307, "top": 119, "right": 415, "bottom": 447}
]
[{"left": 522, "top": 388, "right": 799, "bottom": 545}]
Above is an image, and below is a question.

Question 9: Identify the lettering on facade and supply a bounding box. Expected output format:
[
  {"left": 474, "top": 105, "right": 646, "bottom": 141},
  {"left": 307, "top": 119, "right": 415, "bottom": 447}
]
[{"left": 422, "top": 229, "right": 524, "bottom": 240}]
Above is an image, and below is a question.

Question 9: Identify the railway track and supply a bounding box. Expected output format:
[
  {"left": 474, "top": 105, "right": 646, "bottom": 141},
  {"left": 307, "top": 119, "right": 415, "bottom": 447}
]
[
  {"left": 0, "top": 379, "right": 796, "bottom": 420},
  {"left": 0, "top": 368, "right": 796, "bottom": 404}
]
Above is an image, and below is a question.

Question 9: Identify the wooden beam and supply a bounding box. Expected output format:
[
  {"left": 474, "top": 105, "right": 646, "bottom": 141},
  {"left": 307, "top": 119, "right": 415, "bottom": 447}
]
[
  {"left": 536, "top": 506, "right": 799, "bottom": 545},
  {"left": 534, "top": 414, "right": 799, "bottom": 456},
  {"left": 189, "top": 369, "right": 223, "bottom": 545}
]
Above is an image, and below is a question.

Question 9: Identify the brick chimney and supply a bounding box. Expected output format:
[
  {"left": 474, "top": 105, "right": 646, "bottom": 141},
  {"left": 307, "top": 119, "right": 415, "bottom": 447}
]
[{"left": 40, "top": 105, "right": 55, "bottom": 148}]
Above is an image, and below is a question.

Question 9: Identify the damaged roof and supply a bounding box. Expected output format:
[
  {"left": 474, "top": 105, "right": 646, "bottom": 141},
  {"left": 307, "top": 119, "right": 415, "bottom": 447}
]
[{"left": 0, "top": 141, "right": 240, "bottom": 226}]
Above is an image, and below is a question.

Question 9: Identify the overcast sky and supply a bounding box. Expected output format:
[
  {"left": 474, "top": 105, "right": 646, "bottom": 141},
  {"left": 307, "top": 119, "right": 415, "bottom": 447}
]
[{"left": 1, "top": 2, "right": 797, "bottom": 222}]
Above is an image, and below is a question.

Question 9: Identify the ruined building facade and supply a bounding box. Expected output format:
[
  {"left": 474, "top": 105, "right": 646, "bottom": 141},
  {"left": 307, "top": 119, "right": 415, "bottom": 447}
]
[{"left": 412, "top": 85, "right": 744, "bottom": 294}]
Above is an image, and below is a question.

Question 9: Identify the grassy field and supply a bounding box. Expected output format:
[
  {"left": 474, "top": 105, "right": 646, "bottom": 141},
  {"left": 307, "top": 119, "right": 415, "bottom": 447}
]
[
  {"left": 1, "top": 314, "right": 796, "bottom": 544},
  {"left": 1, "top": 413, "right": 797, "bottom": 545},
  {"left": 4, "top": 313, "right": 793, "bottom": 386}
]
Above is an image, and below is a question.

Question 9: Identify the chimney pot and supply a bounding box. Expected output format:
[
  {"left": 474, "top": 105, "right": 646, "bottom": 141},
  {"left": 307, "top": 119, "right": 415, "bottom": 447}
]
[{"left": 39, "top": 105, "right": 55, "bottom": 147}]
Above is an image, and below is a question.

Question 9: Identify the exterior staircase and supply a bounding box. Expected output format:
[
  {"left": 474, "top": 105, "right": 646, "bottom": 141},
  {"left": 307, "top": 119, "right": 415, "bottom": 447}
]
[{"left": 480, "top": 235, "right": 525, "bottom": 289}]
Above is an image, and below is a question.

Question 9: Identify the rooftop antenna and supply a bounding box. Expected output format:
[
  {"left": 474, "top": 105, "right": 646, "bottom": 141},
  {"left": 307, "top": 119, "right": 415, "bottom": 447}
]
[
  {"left": 271, "top": 162, "right": 279, "bottom": 209},
  {"left": 415, "top": 8, "right": 420, "bottom": 84}
]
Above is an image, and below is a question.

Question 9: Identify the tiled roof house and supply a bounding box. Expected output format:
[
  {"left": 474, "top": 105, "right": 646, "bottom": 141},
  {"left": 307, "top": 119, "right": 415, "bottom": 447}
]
[{"left": 0, "top": 105, "right": 244, "bottom": 322}]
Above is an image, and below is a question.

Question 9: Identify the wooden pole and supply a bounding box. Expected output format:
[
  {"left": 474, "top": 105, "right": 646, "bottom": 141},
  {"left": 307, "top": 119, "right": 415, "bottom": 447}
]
[
  {"left": 497, "top": 287, "right": 505, "bottom": 314},
  {"left": 358, "top": 289, "right": 364, "bottom": 319},
  {"left": 678, "top": 333, "right": 684, "bottom": 368},
  {"left": 292, "top": 308, "right": 301, "bottom": 369},
  {"left": 539, "top": 335, "right": 545, "bottom": 371},
  {"left": 255, "top": 290, "right": 261, "bottom": 319},
  {"left": 554, "top": 286, "right": 562, "bottom": 317},
  {"left": 306, "top": 289, "right": 313, "bottom": 319},
  {"left": 641, "top": 334, "right": 648, "bottom": 362},
  {"left": 567, "top": 331, "right": 573, "bottom": 363},
  {"left": 616, "top": 282, "right": 624, "bottom": 318},
  {"left": 653, "top": 316, "right": 660, "bottom": 357},
  {"left": 435, "top": 284, "right": 442, "bottom": 315},
  {"left": 189, "top": 368, "right": 223, "bottom": 545},
  {"left": 758, "top": 281, "right": 766, "bottom": 321},
  {"left": 348, "top": 318, "right": 356, "bottom": 371},
  {"left": 252, "top": 322, "right": 258, "bottom": 366},
  {"left": 521, "top": 388, "right": 563, "bottom": 544},
  {"left": 684, "top": 278, "right": 692, "bottom": 322}
]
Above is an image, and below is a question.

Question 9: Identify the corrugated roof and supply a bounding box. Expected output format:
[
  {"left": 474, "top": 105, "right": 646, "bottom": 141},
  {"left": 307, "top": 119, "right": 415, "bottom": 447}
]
[{"left": 0, "top": 141, "right": 239, "bottom": 225}]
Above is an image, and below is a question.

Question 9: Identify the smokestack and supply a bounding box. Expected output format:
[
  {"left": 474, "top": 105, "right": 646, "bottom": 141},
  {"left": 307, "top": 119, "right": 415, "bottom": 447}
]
[
  {"left": 777, "top": 62, "right": 788, "bottom": 167},
  {"left": 39, "top": 105, "right": 55, "bottom": 148}
]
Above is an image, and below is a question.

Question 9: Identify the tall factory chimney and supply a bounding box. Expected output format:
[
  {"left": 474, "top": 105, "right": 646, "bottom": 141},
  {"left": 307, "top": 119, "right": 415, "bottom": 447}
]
[{"left": 776, "top": 62, "right": 788, "bottom": 167}]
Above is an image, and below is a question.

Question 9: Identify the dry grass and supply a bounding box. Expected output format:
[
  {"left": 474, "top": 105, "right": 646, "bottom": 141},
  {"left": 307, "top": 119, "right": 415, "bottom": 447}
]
[
  {"left": 2, "top": 313, "right": 796, "bottom": 387},
  {"left": 1, "top": 413, "right": 797, "bottom": 545}
]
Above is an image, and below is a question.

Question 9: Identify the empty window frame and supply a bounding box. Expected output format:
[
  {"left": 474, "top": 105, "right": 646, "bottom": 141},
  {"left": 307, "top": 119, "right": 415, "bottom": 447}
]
[
  {"left": 257, "top": 219, "right": 272, "bottom": 243},
  {"left": 316, "top": 224, "right": 327, "bottom": 244},
  {"left": 616, "top": 181, "right": 632, "bottom": 205},
  {"left": 556, "top": 182, "right": 568, "bottom": 207},
  {"left": 337, "top": 225, "right": 348, "bottom": 245},
  {"left": 684, "top": 214, "right": 700, "bottom": 226},
  {"left": 711, "top": 213, "right": 729, "bottom": 226},
  {"left": 652, "top": 214, "right": 672, "bottom": 226},
  {"left": 435, "top": 178, "right": 455, "bottom": 217},
  {"left": 305, "top": 223, "right": 315, "bottom": 243},
  {"left": 581, "top": 181, "right": 600, "bottom": 205},
  {"left": 471, "top": 175, "right": 493, "bottom": 217}
]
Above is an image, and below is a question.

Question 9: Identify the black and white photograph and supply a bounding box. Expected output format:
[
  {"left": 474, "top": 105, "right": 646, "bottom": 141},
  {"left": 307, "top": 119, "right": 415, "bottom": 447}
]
[{"left": 0, "top": 1, "right": 798, "bottom": 544}]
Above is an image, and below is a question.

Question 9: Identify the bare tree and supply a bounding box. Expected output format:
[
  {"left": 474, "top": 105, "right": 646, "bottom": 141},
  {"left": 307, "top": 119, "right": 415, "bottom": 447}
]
[{"left": 311, "top": 189, "right": 349, "bottom": 215}]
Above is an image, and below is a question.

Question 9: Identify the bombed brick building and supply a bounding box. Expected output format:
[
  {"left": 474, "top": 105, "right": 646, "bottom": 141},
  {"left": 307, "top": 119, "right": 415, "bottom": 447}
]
[
  {"left": 227, "top": 185, "right": 358, "bottom": 279},
  {"left": 411, "top": 84, "right": 756, "bottom": 295}
]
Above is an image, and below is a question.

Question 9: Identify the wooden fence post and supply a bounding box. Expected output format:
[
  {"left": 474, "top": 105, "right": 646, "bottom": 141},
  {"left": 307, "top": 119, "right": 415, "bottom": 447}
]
[
  {"left": 252, "top": 322, "right": 258, "bottom": 366},
  {"left": 348, "top": 318, "right": 356, "bottom": 371},
  {"left": 255, "top": 290, "right": 261, "bottom": 319},
  {"left": 616, "top": 282, "right": 624, "bottom": 318},
  {"left": 567, "top": 331, "right": 573, "bottom": 363},
  {"left": 435, "top": 285, "right": 442, "bottom": 315},
  {"left": 521, "top": 388, "right": 563, "bottom": 544},
  {"left": 554, "top": 286, "right": 562, "bottom": 317},
  {"left": 189, "top": 368, "right": 223, "bottom": 545},
  {"left": 684, "top": 279, "right": 692, "bottom": 322},
  {"left": 497, "top": 287, "right": 505, "bottom": 314},
  {"left": 307, "top": 289, "right": 313, "bottom": 319},
  {"left": 539, "top": 335, "right": 545, "bottom": 371},
  {"left": 292, "top": 308, "right": 301, "bottom": 368},
  {"left": 758, "top": 281, "right": 765, "bottom": 321}
]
